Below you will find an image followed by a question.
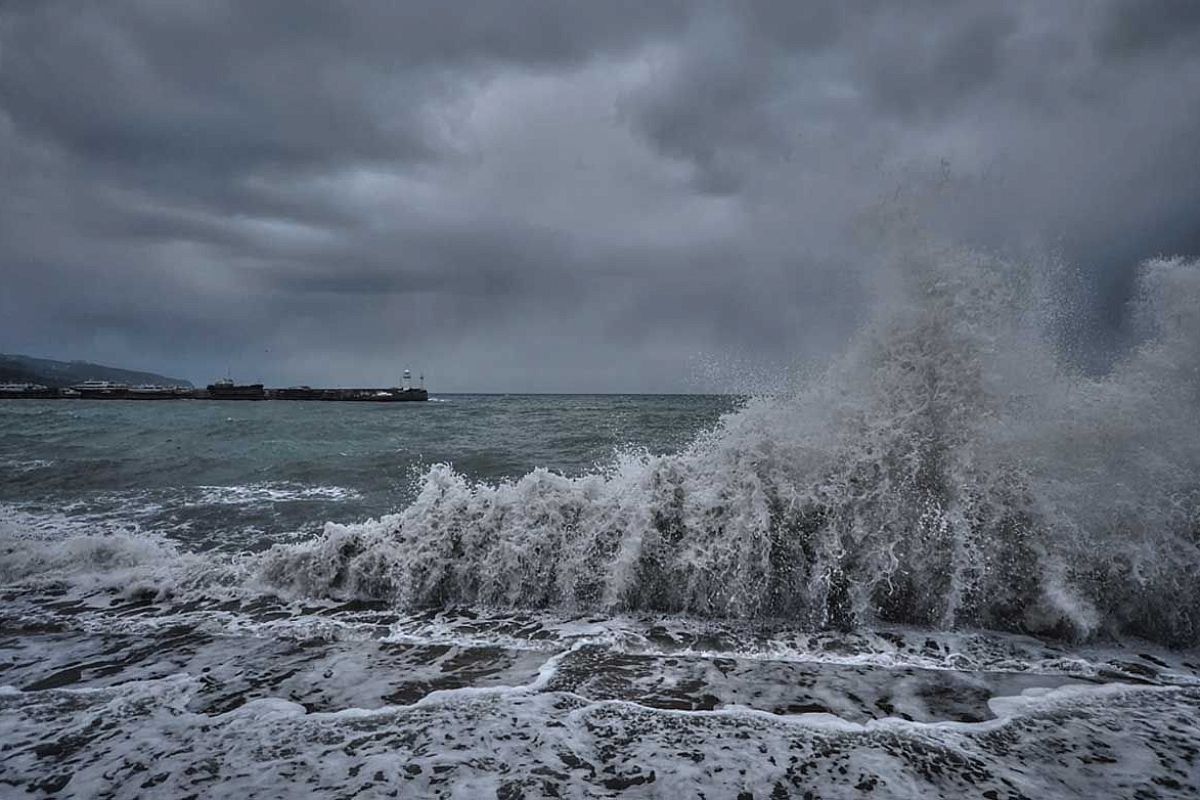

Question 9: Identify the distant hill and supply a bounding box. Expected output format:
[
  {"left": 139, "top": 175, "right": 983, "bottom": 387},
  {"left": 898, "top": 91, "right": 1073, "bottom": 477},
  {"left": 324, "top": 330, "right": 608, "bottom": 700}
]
[{"left": 0, "top": 354, "right": 193, "bottom": 388}]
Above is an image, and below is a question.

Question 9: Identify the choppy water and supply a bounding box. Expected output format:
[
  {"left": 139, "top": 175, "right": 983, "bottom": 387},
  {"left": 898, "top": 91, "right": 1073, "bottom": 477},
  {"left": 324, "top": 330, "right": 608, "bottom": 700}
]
[
  {"left": 3, "top": 249, "right": 1200, "bottom": 798},
  {"left": 0, "top": 395, "right": 727, "bottom": 551}
]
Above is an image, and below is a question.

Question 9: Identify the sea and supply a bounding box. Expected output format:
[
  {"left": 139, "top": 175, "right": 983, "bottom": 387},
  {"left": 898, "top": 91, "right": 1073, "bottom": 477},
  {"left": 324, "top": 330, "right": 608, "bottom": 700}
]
[{"left": 3, "top": 252, "right": 1200, "bottom": 798}]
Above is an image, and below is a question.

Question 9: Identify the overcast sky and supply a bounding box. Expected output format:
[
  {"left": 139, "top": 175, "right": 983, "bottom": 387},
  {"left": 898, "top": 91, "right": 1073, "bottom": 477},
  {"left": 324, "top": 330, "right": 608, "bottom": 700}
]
[{"left": 2, "top": 1, "right": 1199, "bottom": 391}]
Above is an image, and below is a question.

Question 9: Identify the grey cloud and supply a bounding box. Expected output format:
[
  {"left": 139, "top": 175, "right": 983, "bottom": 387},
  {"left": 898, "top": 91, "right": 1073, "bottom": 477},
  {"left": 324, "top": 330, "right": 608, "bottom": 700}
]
[
  {"left": 861, "top": 8, "right": 1018, "bottom": 120},
  {"left": 1098, "top": 0, "right": 1200, "bottom": 57},
  {"left": 0, "top": 1, "right": 688, "bottom": 167},
  {"left": 261, "top": 224, "right": 577, "bottom": 298},
  {"left": 2, "top": 0, "right": 1199, "bottom": 391}
]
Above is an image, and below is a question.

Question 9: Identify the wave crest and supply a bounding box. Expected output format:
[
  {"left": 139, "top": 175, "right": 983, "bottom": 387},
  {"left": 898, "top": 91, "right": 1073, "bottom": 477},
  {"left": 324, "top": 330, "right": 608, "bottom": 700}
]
[{"left": 259, "top": 250, "right": 1200, "bottom": 646}]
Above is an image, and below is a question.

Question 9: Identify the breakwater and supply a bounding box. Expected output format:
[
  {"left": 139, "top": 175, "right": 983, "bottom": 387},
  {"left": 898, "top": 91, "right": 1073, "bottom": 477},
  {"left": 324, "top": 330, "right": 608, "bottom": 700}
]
[{"left": 0, "top": 386, "right": 428, "bottom": 402}]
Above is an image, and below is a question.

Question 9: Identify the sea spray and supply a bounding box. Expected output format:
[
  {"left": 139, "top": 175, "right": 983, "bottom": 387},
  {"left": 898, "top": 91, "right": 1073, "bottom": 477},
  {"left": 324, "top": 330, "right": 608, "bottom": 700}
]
[
  {"left": 258, "top": 249, "right": 1200, "bottom": 646},
  {"left": 3, "top": 249, "right": 1194, "bottom": 645}
]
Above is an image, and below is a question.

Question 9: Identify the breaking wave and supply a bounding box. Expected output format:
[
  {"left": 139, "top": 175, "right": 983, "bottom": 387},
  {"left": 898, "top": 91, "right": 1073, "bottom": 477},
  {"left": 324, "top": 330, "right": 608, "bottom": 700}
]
[{"left": 257, "top": 247, "right": 1200, "bottom": 647}]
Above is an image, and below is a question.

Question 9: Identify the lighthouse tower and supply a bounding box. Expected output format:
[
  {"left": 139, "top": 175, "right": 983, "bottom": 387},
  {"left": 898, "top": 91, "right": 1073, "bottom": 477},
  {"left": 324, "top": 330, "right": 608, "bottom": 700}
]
[{"left": 402, "top": 369, "right": 412, "bottom": 391}]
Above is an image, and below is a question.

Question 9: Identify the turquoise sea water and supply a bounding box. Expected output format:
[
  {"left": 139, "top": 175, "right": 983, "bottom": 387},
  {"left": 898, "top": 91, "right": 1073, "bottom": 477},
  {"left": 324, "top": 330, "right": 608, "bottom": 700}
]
[{"left": 0, "top": 395, "right": 736, "bottom": 550}]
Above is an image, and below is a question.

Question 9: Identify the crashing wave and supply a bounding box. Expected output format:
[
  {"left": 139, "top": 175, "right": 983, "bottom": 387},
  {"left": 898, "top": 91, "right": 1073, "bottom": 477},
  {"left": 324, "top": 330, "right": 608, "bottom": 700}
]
[{"left": 256, "top": 248, "right": 1200, "bottom": 647}]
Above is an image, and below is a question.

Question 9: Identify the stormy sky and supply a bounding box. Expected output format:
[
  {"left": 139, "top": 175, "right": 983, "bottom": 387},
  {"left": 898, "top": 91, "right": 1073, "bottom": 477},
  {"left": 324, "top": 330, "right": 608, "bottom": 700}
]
[{"left": 2, "top": 1, "right": 1199, "bottom": 392}]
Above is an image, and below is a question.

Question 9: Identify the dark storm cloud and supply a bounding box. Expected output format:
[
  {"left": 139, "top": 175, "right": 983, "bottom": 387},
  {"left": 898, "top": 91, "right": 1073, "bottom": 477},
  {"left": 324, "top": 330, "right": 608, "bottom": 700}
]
[
  {"left": 2, "top": 0, "right": 1199, "bottom": 391},
  {"left": 0, "top": 0, "right": 688, "bottom": 170},
  {"left": 1099, "top": 0, "right": 1200, "bottom": 57}
]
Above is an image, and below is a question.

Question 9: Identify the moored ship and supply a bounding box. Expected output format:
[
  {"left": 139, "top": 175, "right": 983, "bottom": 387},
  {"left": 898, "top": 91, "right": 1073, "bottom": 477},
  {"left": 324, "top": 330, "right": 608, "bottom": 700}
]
[
  {"left": 0, "top": 382, "right": 56, "bottom": 399},
  {"left": 73, "top": 380, "right": 130, "bottom": 399},
  {"left": 206, "top": 378, "right": 266, "bottom": 400},
  {"left": 127, "top": 384, "right": 181, "bottom": 399}
]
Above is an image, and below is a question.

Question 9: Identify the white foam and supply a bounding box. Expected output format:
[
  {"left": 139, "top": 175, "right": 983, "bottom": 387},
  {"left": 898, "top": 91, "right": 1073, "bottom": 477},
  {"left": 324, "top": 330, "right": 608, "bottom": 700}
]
[
  {"left": 0, "top": 458, "right": 55, "bottom": 473},
  {"left": 0, "top": 502, "right": 145, "bottom": 541},
  {"left": 192, "top": 483, "right": 361, "bottom": 506},
  {"left": 3, "top": 669, "right": 1195, "bottom": 798},
  {"left": 246, "top": 252, "right": 1200, "bottom": 648}
]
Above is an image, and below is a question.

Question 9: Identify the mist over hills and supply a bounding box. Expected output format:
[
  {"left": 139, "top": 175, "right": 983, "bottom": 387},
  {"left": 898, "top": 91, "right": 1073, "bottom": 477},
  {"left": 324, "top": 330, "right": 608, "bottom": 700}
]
[{"left": 0, "top": 354, "right": 193, "bottom": 388}]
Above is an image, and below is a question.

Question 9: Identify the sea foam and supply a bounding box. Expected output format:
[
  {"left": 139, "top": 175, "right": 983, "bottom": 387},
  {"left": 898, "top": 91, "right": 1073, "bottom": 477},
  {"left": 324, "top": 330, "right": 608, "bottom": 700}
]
[
  {"left": 255, "top": 249, "right": 1200, "bottom": 646},
  {"left": 4, "top": 248, "right": 1198, "bottom": 648}
]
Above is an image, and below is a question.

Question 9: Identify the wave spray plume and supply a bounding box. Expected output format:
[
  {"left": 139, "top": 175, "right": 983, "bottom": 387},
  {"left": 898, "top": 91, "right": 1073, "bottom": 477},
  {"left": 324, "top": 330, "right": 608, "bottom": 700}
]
[{"left": 261, "top": 248, "right": 1200, "bottom": 646}]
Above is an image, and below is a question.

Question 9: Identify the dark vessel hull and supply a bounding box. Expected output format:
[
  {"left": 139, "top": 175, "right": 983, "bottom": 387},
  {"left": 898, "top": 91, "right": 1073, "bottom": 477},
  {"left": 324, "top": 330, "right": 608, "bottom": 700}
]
[
  {"left": 205, "top": 383, "right": 266, "bottom": 400},
  {"left": 77, "top": 389, "right": 131, "bottom": 400},
  {"left": 0, "top": 389, "right": 58, "bottom": 399},
  {"left": 126, "top": 391, "right": 182, "bottom": 400}
]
